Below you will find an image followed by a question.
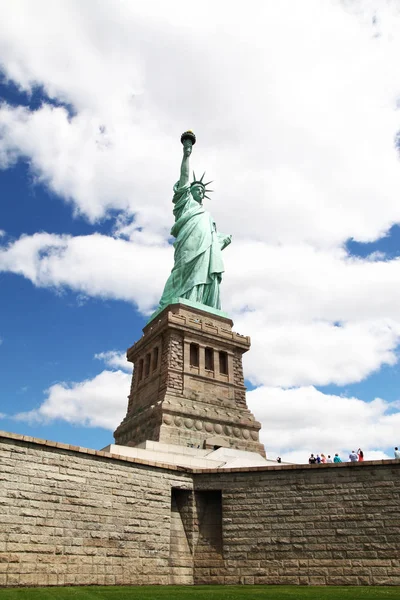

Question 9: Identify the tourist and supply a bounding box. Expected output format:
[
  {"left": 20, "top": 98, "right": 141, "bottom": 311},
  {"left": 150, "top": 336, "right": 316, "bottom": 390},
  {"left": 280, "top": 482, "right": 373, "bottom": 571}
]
[
  {"left": 321, "top": 453, "right": 327, "bottom": 463},
  {"left": 309, "top": 453, "right": 317, "bottom": 464},
  {"left": 394, "top": 447, "right": 400, "bottom": 459},
  {"left": 326, "top": 455, "right": 333, "bottom": 463},
  {"left": 349, "top": 450, "right": 358, "bottom": 462},
  {"left": 276, "top": 456, "right": 282, "bottom": 463},
  {"left": 316, "top": 454, "right": 321, "bottom": 464},
  {"left": 333, "top": 453, "right": 342, "bottom": 463},
  {"left": 357, "top": 448, "right": 364, "bottom": 462}
]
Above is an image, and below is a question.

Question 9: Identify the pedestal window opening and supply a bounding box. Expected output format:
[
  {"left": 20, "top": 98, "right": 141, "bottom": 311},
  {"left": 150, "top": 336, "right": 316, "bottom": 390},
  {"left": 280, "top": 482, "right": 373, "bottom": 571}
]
[
  {"left": 137, "top": 359, "right": 144, "bottom": 381},
  {"left": 152, "top": 347, "right": 159, "bottom": 371},
  {"left": 144, "top": 353, "right": 151, "bottom": 377},
  {"left": 205, "top": 347, "right": 214, "bottom": 371},
  {"left": 219, "top": 351, "right": 228, "bottom": 375},
  {"left": 190, "top": 343, "right": 199, "bottom": 367}
]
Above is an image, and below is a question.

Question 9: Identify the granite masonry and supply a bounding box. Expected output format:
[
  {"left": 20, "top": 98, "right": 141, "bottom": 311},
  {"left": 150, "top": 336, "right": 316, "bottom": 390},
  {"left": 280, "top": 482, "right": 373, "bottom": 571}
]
[
  {"left": 114, "top": 303, "right": 264, "bottom": 455},
  {"left": 1, "top": 430, "right": 400, "bottom": 587},
  {"left": 1, "top": 304, "right": 400, "bottom": 587}
]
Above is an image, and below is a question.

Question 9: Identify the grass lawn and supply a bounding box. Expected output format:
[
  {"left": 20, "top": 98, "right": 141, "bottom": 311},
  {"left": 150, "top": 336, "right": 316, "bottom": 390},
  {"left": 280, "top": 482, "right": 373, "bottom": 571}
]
[{"left": 0, "top": 586, "right": 399, "bottom": 600}]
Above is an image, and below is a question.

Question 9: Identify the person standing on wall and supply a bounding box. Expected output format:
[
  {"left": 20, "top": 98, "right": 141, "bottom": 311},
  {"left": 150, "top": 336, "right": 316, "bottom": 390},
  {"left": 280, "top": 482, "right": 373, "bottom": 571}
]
[{"left": 349, "top": 450, "right": 358, "bottom": 462}]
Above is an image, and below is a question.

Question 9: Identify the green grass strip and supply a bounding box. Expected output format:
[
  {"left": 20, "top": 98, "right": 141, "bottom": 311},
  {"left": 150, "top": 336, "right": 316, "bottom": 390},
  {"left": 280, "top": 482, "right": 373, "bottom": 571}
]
[{"left": 0, "top": 586, "right": 399, "bottom": 600}]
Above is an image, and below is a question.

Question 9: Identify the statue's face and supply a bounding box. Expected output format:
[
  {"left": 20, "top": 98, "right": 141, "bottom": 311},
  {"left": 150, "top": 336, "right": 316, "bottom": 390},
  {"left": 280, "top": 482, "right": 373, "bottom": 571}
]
[{"left": 191, "top": 185, "right": 204, "bottom": 203}]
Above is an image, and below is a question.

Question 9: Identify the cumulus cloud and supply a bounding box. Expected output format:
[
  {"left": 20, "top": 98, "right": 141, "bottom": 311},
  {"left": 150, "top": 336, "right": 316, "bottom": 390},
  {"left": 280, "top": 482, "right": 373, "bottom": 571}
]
[
  {"left": 12, "top": 370, "right": 400, "bottom": 465},
  {"left": 14, "top": 370, "right": 130, "bottom": 430},
  {"left": 240, "top": 317, "right": 400, "bottom": 388},
  {"left": 0, "top": 231, "right": 171, "bottom": 313},
  {"left": 224, "top": 243, "right": 400, "bottom": 324},
  {"left": 1, "top": 1, "right": 400, "bottom": 247},
  {"left": 95, "top": 350, "right": 132, "bottom": 372},
  {"left": 2, "top": 0, "right": 400, "bottom": 457},
  {"left": 248, "top": 386, "right": 400, "bottom": 463},
  {"left": 2, "top": 232, "right": 400, "bottom": 387}
]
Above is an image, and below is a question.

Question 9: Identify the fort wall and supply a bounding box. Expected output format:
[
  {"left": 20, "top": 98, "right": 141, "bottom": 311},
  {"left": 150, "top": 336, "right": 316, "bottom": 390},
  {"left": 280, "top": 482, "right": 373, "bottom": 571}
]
[
  {"left": 1, "top": 431, "right": 399, "bottom": 587},
  {"left": 194, "top": 461, "right": 400, "bottom": 586},
  {"left": 0, "top": 432, "right": 192, "bottom": 587}
]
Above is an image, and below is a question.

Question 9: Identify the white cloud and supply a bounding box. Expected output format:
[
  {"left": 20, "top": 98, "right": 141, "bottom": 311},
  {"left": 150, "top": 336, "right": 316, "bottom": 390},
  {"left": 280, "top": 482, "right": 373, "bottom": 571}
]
[
  {"left": 224, "top": 242, "right": 400, "bottom": 324},
  {"left": 247, "top": 386, "right": 400, "bottom": 463},
  {"left": 95, "top": 350, "right": 132, "bottom": 372},
  {"left": 2, "top": 0, "right": 400, "bottom": 458},
  {"left": 0, "top": 231, "right": 171, "bottom": 313},
  {"left": 240, "top": 317, "right": 400, "bottom": 388},
  {"left": 14, "top": 369, "right": 130, "bottom": 430},
  {"left": 0, "top": 103, "right": 172, "bottom": 229},
  {"left": 0, "top": 1, "right": 400, "bottom": 247},
  {"left": 1, "top": 1, "right": 400, "bottom": 389},
  {"left": 12, "top": 369, "right": 400, "bottom": 465},
  {"left": 3, "top": 232, "right": 400, "bottom": 387}
]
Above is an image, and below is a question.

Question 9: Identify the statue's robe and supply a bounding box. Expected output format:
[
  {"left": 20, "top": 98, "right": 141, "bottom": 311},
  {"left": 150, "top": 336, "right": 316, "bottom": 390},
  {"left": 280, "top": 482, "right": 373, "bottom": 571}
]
[{"left": 159, "top": 181, "right": 228, "bottom": 310}]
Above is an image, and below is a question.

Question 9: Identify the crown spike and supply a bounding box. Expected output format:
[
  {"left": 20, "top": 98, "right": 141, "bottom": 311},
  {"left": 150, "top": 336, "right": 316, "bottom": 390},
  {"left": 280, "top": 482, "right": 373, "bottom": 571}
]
[
  {"left": 200, "top": 172, "right": 206, "bottom": 183},
  {"left": 204, "top": 180, "right": 213, "bottom": 187},
  {"left": 204, "top": 195, "right": 212, "bottom": 200}
]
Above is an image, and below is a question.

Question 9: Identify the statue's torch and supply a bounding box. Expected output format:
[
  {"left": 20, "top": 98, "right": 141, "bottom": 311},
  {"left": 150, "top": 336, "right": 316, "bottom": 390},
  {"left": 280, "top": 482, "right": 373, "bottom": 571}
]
[{"left": 180, "top": 130, "right": 196, "bottom": 149}]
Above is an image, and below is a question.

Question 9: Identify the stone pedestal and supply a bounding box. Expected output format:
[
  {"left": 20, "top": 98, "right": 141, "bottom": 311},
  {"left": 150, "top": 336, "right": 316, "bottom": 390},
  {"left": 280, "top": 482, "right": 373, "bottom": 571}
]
[{"left": 114, "top": 303, "right": 265, "bottom": 456}]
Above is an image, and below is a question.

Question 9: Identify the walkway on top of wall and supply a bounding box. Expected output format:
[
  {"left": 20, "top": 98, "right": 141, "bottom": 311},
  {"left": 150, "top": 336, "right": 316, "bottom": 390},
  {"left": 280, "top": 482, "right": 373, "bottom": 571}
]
[{"left": 1, "top": 429, "right": 398, "bottom": 475}]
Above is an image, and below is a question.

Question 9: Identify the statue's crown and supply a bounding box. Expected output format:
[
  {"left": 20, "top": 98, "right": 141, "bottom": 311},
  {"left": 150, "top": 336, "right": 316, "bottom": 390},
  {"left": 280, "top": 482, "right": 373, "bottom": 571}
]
[{"left": 191, "top": 172, "right": 213, "bottom": 200}]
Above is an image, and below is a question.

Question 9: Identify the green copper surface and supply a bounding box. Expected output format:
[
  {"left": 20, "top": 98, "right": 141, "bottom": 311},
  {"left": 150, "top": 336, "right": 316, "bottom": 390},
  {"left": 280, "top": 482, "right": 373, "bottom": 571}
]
[{"left": 149, "top": 132, "right": 231, "bottom": 322}]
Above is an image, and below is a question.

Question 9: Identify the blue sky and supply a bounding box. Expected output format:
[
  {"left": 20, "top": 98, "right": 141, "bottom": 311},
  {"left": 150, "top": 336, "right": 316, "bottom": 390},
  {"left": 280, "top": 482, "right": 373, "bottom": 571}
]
[
  {"left": 0, "top": 143, "right": 141, "bottom": 449},
  {"left": 1, "top": 1, "right": 400, "bottom": 463}
]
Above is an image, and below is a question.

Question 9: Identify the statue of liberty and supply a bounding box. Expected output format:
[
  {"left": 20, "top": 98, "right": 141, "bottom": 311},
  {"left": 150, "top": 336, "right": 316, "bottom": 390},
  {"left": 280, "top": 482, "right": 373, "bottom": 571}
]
[{"left": 156, "top": 131, "right": 232, "bottom": 315}]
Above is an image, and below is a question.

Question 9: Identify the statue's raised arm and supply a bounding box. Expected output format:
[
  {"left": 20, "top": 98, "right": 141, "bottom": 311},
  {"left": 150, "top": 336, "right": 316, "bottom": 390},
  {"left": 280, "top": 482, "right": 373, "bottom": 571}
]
[
  {"left": 179, "top": 131, "right": 194, "bottom": 187},
  {"left": 152, "top": 131, "right": 232, "bottom": 320}
]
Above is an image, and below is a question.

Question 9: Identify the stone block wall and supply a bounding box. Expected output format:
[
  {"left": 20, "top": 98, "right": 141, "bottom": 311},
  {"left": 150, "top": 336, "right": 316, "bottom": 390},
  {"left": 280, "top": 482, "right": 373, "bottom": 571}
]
[
  {"left": 169, "top": 488, "right": 224, "bottom": 585},
  {"left": 194, "top": 461, "right": 400, "bottom": 586},
  {"left": 193, "top": 490, "right": 224, "bottom": 584},
  {"left": 169, "top": 489, "right": 194, "bottom": 584},
  {"left": 1, "top": 431, "right": 400, "bottom": 587},
  {"left": 115, "top": 303, "right": 264, "bottom": 455},
  {"left": 0, "top": 432, "right": 192, "bottom": 587}
]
